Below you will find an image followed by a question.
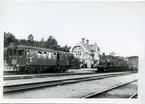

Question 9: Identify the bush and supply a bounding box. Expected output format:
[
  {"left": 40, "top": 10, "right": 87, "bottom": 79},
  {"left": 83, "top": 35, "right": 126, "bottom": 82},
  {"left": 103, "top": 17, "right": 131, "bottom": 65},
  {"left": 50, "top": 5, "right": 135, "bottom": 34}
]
[{"left": 69, "top": 55, "right": 80, "bottom": 68}]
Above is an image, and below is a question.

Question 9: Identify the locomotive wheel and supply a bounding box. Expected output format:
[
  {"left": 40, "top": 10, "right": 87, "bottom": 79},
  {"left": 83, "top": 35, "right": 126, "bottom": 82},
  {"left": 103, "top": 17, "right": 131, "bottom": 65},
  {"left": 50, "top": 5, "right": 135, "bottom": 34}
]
[
  {"left": 19, "top": 67, "right": 25, "bottom": 74},
  {"left": 62, "top": 67, "right": 67, "bottom": 72},
  {"left": 104, "top": 69, "right": 106, "bottom": 72},
  {"left": 27, "top": 67, "right": 34, "bottom": 74},
  {"left": 55, "top": 66, "right": 60, "bottom": 73},
  {"left": 65, "top": 67, "right": 68, "bottom": 72},
  {"left": 61, "top": 66, "right": 67, "bottom": 73},
  {"left": 35, "top": 67, "right": 41, "bottom": 73}
]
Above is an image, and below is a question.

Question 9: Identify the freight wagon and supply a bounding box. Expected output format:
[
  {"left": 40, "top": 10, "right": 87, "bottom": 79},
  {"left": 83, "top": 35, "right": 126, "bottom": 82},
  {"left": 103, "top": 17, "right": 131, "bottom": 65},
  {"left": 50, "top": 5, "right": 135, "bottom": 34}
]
[{"left": 127, "top": 56, "right": 139, "bottom": 72}]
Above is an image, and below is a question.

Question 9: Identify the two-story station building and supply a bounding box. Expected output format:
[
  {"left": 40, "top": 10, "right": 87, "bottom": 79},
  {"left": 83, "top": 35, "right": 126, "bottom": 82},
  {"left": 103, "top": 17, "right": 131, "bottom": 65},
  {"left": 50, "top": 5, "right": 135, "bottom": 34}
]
[{"left": 71, "top": 38, "right": 100, "bottom": 68}]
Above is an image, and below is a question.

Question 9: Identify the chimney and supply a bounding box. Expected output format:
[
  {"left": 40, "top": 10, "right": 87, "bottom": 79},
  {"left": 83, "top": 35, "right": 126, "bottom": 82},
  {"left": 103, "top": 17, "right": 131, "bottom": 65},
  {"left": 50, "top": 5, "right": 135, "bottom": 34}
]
[
  {"left": 86, "top": 39, "right": 89, "bottom": 44},
  {"left": 82, "top": 38, "right": 85, "bottom": 43},
  {"left": 102, "top": 53, "right": 105, "bottom": 56}
]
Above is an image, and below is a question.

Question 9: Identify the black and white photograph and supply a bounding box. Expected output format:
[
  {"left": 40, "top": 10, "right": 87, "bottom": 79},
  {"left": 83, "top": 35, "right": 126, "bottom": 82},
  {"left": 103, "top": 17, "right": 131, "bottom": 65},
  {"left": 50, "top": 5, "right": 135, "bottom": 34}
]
[{"left": 1, "top": 1, "right": 145, "bottom": 104}]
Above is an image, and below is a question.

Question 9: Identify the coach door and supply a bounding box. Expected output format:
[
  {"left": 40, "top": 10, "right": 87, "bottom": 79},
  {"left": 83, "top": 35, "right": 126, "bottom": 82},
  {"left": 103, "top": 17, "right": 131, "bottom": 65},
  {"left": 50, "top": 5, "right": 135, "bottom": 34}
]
[
  {"left": 6, "top": 48, "right": 16, "bottom": 65},
  {"left": 7, "top": 48, "right": 13, "bottom": 66},
  {"left": 56, "top": 53, "right": 60, "bottom": 65},
  {"left": 17, "top": 49, "right": 25, "bottom": 65}
]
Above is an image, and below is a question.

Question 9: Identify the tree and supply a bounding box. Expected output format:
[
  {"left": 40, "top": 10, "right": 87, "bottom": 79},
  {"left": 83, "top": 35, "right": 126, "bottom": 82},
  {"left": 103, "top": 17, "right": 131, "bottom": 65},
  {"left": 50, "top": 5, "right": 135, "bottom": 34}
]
[
  {"left": 28, "top": 34, "right": 34, "bottom": 42},
  {"left": 61, "top": 45, "right": 71, "bottom": 52},
  {"left": 4, "top": 32, "right": 71, "bottom": 52},
  {"left": 109, "top": 51, "right": 116, "bottom": 56},
  {"left": 4, "top": 32, "right": 16, "bottom": 47},
  {"left": 19, "top": 39, "right": 27, "bottom": 45},
  {"left": 46, "top": 35, "right": 58, "bottom": 49},
  {"left": 69, "top": 55, "right": 80, "bottom": 68},
  {"left": 40, "top": 38, "right": 45, "bottom": 48},
  {"left": 27, "top": 34, "right": 34, "bottom": 46}
]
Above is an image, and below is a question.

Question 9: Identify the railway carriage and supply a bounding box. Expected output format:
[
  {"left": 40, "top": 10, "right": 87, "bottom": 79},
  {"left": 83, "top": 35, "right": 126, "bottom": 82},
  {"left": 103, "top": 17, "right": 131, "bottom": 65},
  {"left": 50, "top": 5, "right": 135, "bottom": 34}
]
[{"left": 6, "top": 43, "right": 72, "bottom": 73}]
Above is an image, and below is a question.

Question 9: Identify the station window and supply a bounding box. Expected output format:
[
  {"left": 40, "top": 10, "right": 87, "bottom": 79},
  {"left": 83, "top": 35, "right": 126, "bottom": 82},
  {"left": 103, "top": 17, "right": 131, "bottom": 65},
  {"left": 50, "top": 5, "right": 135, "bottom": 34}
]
[
  {"left": 18, "top": 50, "right": 24, "bottom": 56},
  {"left": 78, "top": 51, "right": 80, "bottom": 56}
]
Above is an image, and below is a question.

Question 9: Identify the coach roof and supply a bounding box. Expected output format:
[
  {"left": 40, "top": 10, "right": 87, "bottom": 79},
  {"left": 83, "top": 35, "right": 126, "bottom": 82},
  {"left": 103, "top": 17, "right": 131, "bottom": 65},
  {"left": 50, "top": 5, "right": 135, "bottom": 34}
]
[{"left": 16, "top": 45, "right": 72, "bottom": 55}]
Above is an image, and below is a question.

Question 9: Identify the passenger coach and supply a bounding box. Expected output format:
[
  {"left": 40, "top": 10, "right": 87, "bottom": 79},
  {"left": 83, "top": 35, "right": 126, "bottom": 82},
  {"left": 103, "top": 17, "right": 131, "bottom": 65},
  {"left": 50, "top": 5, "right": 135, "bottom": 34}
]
[{"left": 6, "top": 43, "right": 72, "bottom": 73}]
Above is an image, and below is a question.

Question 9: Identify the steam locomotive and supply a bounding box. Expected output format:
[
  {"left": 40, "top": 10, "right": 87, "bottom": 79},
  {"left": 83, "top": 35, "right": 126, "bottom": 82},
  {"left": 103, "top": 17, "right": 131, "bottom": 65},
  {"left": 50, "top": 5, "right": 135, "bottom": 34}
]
[{"left": 96, "top": 54, "right": 138, "bottom": 72}]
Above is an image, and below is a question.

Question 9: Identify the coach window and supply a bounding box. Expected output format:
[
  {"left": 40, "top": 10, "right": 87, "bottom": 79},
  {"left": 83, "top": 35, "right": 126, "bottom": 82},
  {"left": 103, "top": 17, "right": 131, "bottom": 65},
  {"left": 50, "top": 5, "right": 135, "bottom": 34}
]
[
  {"left": 48, "top": 52, "right": 51, "bottom": 59},
  {"left": 53, "top": 53, "right": 56, "bottom": 59},
  {"left": 62, "top": 54, "right": 65, "bottom": 60},
  {"left": 65, "top": 55, "right": 68, "bottom": 59},
  {"left": 38, "top": 51, "right": 42, "bottom": 58},
  {"left": 27, "top": 50, "right": 30, "bottom": 58},
  {"left": 65, "top": 54, "right": 67, "bottom": 59},
  {"left": 58, "top": 54, "right": 61, "bottom": 60},
  {"left": 43, "top": 52, "right": 47, "bottom": 59},
  {"left": 63, "top": 54, "right": 65, "bottom": 59},
  {"left": 61, "top": 54, "right": 63, "bottom": 60},
  {"left": 51, "top": 53, "right": 53, "bottom": 59},
  {"left": 18, "top": 49, "right": 24, "bottom": 56}
]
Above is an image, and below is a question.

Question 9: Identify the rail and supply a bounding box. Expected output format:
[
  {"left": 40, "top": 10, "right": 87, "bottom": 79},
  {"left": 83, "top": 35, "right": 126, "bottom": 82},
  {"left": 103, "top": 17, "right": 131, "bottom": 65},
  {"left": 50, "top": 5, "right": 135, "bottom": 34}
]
[
  {"left": 4, "top": 72, "right": 133, "bottom": 93},
  {"left": 83, "top": 80, "right": 137, "bottom": 98}
]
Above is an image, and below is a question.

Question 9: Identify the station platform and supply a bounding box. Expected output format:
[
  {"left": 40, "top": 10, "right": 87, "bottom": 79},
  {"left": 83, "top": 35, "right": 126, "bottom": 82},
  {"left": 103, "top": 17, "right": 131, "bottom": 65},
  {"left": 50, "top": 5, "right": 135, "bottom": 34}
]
[{"left": 4, "top": 73, "right": 138, "bottom": 98}]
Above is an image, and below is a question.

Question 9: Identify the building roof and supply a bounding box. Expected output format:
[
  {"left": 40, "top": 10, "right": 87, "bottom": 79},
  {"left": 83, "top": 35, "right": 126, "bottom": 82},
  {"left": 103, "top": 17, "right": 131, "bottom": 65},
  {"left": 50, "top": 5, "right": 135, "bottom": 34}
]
[{"left": 80, "top": 42, "right": 100, "bottom": 54}]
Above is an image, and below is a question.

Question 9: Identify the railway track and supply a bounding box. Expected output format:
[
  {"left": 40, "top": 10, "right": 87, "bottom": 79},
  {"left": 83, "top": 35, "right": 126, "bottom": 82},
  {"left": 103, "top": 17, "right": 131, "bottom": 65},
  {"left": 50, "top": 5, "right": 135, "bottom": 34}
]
[
  {"left": 4, "top": 72, "right": 133, "bottom": 93},
  {"left": 83, "top": 80, "right": 138, "bottom": 98},
  {"left": 4, "top": 71, "right": 132, "bottom": 80},
  {"left": 129, "top": 92, "right": 138, "bottom": 99}
]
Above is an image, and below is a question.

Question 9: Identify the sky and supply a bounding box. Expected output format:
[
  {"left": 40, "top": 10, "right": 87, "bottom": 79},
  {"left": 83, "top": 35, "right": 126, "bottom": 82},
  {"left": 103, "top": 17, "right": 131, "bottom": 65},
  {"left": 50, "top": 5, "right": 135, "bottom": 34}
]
[{"left": 3, "top": 1, "right": 145, "bottom": 58}]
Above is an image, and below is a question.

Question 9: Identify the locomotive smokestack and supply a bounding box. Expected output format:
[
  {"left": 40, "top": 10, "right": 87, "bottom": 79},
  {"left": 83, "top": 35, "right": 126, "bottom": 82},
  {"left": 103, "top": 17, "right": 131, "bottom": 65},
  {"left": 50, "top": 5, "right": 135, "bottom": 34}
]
[{"left": 82, "top": 38, "right": 85, "bottom": 43}]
